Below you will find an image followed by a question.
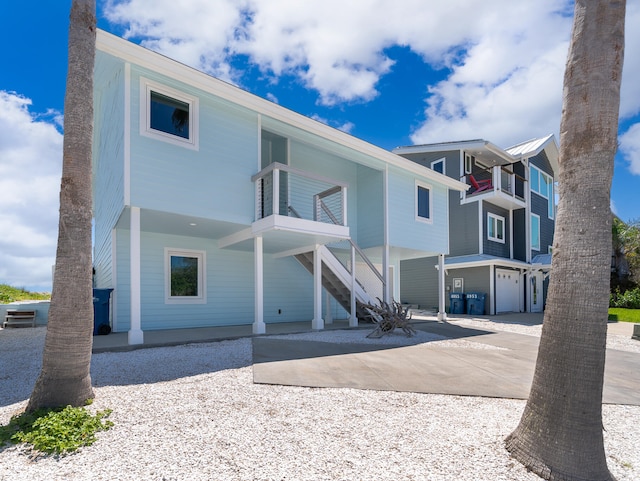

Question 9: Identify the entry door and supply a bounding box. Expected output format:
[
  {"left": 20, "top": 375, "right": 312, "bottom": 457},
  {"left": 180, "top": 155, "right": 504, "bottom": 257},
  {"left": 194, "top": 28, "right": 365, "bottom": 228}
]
[
  {"left": 496, "top": 269, "right": 520, "bottom": 313},
  {"left": 530, "top": 271, "right": 543, "bottom": 312}
]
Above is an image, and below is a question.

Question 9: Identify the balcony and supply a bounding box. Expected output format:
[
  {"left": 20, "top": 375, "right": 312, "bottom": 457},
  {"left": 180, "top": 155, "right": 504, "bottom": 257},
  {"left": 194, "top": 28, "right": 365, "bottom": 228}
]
[
  {"left": 219, "top": 162, "right": 350, "bottom": 253},
  {"left": 462, "top": 165, "right": 526, "bottom": 210}
]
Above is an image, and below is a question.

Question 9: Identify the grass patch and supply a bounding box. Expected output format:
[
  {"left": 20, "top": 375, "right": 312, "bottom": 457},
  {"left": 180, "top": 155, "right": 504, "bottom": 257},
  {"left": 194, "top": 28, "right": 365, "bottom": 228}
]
[
  {"left": 0, "top": 284, "right": 50, "bottom": 304},
  {"left": 0, "top": 404, "right": 113, "bottom": 455},
  {"left": 608, "top": 308, "right": 640, "bottom": 323}
]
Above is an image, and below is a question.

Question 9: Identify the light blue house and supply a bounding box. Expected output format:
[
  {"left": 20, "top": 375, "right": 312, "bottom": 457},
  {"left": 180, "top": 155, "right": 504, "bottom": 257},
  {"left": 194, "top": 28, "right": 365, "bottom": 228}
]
[{"left": 92, "top": 30, "right": 467, "bottom": 344}]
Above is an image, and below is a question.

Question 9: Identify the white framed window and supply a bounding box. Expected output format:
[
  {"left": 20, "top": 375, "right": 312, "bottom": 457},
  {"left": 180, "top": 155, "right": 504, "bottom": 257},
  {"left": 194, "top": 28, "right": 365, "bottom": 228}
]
[
  {"left": 431, "top": 157, "right": 445, "bottom": 175},
  {"left": 165, "top": 248, "right": 206, "bottom": 304},
  {"left": 415, "top": 181, "right": 432, "bottom": 223},
  {"left": 531, "top": 214, "right": 541, "bottom": 251},
  {"left": 530, "top": 164, "right": 554, "bottom": 219},
  {"left": 464, "top": 153, "right": 474, "bottom": 174},
  {"left": 487, "top": 213, "right": 505, "bottom": 243},
  {"left": 140, "top": 78, "right": 199, "bottom": 150}
]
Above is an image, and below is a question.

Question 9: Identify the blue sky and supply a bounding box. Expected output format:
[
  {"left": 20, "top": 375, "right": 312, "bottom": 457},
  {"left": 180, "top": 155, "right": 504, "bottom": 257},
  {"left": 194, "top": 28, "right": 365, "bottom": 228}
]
[{"left": 1, "top": 0, "right": 639, "bottom": 292}]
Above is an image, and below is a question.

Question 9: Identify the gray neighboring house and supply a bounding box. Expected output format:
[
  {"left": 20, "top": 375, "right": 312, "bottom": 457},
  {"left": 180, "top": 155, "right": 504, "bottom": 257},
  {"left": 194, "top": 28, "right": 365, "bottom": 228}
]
[{"left": 394, "top": 135, "right": 559, "bottom": 315}]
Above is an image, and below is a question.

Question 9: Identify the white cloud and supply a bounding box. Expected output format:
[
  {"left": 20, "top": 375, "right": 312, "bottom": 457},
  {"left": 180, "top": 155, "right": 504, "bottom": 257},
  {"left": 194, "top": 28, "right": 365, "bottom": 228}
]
[
  {"left": 619, "top": 123, "right": 640, "bottom": 175},
  {"left": 0, "top": 91, "right": 62, "bottom": 292}
]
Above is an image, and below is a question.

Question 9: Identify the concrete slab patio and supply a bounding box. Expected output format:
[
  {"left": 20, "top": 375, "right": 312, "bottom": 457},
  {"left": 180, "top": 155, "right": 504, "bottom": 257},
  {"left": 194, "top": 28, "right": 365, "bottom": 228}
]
[{"left": 252, "top": 317, "right": 640, "bottom": 406}]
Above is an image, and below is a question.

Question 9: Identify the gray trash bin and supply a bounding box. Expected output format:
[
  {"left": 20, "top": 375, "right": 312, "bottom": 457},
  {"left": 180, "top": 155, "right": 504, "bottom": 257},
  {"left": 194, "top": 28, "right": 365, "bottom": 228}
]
[
  {"left": 449, "top": 292, "right": 465, "bottom": 314},
  {"left": 465, "top": 292, "right": 486, "bottom": 315}
]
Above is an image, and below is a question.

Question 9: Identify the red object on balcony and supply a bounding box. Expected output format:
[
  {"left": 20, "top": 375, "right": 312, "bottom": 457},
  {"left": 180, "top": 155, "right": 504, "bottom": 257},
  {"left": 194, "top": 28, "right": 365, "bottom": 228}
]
[{"left": 468, "top": 174, "right": 492, "bottom": 194}]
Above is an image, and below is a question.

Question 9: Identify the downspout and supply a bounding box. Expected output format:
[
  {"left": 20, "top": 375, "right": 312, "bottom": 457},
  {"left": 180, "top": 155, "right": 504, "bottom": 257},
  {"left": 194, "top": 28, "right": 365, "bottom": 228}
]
[{"left": 383, "top": 165, "right": 390, "bottom": 303}]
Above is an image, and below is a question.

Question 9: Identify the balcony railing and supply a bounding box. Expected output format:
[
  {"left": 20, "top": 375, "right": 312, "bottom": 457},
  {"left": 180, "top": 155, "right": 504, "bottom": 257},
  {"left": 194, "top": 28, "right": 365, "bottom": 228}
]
[
  {"left": 252, "top": 162, "right": 348, "bottom": 225},
  {"left": 463, "top": 165, "right": 526, "bottom": 206}
]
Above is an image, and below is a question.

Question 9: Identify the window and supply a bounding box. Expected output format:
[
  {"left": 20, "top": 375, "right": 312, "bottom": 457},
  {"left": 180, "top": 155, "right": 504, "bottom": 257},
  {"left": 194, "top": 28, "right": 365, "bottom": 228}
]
[
  {"left": 165, "top": 248, "right": 206, "bottom": 304},
  {"left": 531, "top": 214, "right": 540, "bottom": 251},
  {"left": 487, "top": 213, "right": 505, "bottom": 243},
  {"left": 464, "top": 153, "right": 474, "bottom": 174},
  {"left": 530, "top": 164, "right": 555, "bottom": 219},
  {"left": 431, "top": 158, "right": 445, "bottom": 175},
  {"left": 140, "top": 78, "right": 199, "bottom": 149},
  {"left": 416, "top": 182, "right": 432, "bottom": 222}
]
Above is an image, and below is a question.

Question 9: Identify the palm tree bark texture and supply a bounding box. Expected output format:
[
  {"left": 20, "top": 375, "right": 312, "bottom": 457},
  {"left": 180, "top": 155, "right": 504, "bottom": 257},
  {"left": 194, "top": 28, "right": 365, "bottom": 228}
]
[
  {"left": 505, "top": 1, "right": 625, "bottom": 480},
  {"left": 27, "top": 0, "right": 97, "bottom": 410}
]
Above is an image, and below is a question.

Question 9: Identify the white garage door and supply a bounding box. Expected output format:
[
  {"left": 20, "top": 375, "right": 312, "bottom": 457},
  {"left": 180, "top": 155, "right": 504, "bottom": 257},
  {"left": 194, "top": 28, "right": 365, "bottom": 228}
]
[{"left": 496, "top": 269, "right": 520, "bottom": 313}]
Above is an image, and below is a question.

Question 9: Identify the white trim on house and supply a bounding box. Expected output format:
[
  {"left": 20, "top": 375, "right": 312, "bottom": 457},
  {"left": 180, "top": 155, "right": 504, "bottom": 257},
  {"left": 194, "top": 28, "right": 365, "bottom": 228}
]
[
  {"left": 124, "top": 63, "right": 131, "bottom": 206},
  {"left": 96, "top": 29, "right": 468, "bottom": 193},
  {"left": 129, "top": 206, "right": 143, "bottom": 345}
]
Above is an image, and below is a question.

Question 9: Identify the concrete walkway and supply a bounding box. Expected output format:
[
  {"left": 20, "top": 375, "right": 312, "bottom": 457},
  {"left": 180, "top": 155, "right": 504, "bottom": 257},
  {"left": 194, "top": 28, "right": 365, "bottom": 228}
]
[{"left": 91, "top": 314, "right": 640, "bottom": 406}]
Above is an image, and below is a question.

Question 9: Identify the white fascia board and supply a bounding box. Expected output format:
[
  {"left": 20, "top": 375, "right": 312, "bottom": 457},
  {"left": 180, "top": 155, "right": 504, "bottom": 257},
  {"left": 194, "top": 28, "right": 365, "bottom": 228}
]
[
  {"left": 445, "top": 257, "right": 533, "bottom": 271},
  {"left": 96, "top": 30, "right": 467, "bottom": 193},
  {"left": 394, "top": 139, "right": 515, "bottom": 166}
]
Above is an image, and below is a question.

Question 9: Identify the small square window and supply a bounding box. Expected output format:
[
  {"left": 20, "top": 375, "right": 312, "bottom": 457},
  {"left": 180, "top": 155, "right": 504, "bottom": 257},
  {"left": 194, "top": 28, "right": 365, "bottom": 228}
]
[
  {"left": 150, "top": 91, "right": 190, "bottom": 139},
  {"left": 487, "top": 213, "right": 505, "bottom": 243},
  {"left": 416, "top": 183, "right": 432, "bottom": 222},
  {"left": 165, "top": 248, "right": 206, "bottom": 304},
  {"left": 140, "top": 78, "right": 199, "bottom": 150}
]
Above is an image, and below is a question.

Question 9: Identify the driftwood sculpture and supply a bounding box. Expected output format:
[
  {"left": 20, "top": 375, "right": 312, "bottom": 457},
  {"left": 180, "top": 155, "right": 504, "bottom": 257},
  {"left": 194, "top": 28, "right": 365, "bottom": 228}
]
[{"left": 363, "top": 299, "right": 416, "bottom": 338}]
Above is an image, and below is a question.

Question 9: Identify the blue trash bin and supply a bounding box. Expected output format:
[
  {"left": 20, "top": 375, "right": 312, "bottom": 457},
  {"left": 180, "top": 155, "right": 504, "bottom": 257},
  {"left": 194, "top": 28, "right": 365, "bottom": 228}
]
[
  {"left": 93, "top": 288, "right": 114, "bottom": 335},
  {"left": 449, "top": 292, "right": 466, "bottom": 314},
  {"left": 465, "top": 292, "right": 486, "bottom": 315}
]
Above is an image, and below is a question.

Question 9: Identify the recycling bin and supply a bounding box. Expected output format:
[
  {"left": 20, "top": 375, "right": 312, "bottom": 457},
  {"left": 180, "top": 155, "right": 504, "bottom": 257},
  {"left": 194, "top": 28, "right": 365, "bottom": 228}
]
[
  {"left": 449, "top": 292, "right": 466, "bottom": 314},
  {"left": 465, "top": 292, "right": 486, "bottom": 315},
  {"left": 93, "top": 288, "right": 114, "bottom": 335}
]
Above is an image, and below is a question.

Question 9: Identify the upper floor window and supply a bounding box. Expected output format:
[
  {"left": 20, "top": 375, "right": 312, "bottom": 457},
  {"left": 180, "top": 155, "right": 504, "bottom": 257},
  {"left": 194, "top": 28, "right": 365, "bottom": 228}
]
[
  {"left": 431, "top": 158, "right": 445, "bottom": 175},
  {"left": 165, "top": 248, "right": 206, "bottom": 304},
  {"left": 416, "top": 182, "right": 432, "bottom": 223},
  {"left": 140, "top": 78, "right": 199, "bottom": 150},
  {"left": 487, "top": 213, "right": 505, "bottom": 243},
  {"left": 530, "top": 164, "right": 554, "bottom": 219}
]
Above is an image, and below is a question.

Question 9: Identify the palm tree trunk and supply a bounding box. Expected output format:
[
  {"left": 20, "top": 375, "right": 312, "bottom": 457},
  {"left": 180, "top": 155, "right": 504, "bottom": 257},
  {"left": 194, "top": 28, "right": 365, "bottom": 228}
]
[
  {"left": 27, "top": 0, "right": 96, "bottom": 410},
  {"left": 505, "top": 1, "right": 625, "bottom": 480}
]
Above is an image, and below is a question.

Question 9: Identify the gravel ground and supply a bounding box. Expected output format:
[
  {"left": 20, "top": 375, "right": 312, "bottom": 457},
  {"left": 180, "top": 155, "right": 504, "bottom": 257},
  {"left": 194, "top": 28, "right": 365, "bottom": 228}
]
[{"left": 1, "top": 322, "right": 639, "bottom": 481}]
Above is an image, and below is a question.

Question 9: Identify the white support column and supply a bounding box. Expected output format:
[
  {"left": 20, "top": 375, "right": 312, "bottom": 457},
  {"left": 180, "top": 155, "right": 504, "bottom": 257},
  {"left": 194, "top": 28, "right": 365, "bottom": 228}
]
[
  {"left": 489, "top": 264, "right": 496, "bottom": 315},
  {"left": 128, "top": 206, "right": 144, "bottom": 345},
  {"left": 349, "top": 244, "right": 357, "bottom": 327},
  {"left": 437, "top": 254, "right": 447, "bottom": 321},
  {"left": 383, "top": 166, "right": 390, "bottom": 304},
  {"left": 253, "top": 236, "right": 266, "bottom": 334},
  {"left": 312, "top": 245, "right": 324, "bottom": 330}
]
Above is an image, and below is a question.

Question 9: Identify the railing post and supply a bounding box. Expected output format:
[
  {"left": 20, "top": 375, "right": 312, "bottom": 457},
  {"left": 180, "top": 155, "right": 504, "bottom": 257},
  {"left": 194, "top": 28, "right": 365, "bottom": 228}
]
[
  {"left": 273, "top": 168, "right": 280, "bottom": 216},
  {"left": 342, "top": 186, "right": 347, "bottom": 226}
]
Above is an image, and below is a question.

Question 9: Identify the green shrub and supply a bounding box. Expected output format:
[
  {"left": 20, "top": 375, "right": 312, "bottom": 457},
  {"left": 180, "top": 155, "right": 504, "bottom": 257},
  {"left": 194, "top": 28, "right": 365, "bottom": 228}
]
[
  {"left": 610, "top": 287, "right": 640, "bottom": 309},
  {"left": 0, "top": 405, "right": 113, "bottom": 455},
  {"left": 0, "top": 284, "right": 51, "bottom": 304}
]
